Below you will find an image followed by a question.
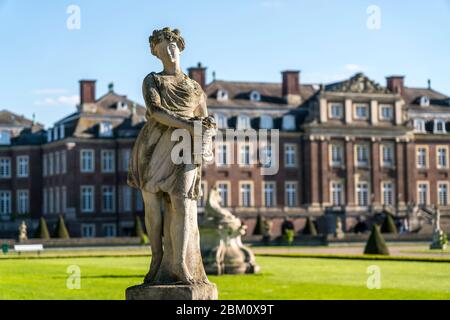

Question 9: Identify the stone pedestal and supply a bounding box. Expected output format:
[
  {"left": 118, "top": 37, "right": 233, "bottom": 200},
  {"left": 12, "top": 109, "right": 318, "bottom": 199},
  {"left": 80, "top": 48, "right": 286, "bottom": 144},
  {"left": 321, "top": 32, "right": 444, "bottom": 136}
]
[{"left": 126, "top": 283, "right": 218, "bottom": 300}]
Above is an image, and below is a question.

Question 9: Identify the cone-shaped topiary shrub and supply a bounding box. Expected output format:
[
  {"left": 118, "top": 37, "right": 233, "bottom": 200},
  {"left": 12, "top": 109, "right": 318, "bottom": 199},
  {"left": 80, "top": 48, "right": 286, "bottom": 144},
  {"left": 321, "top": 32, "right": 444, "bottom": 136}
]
[
  {"left": 253, "top": 214, "right": 264, "bottom": 235},
  {"left": 302, "top": 217, "right": 318, "bottom": 236},
  {"left": 381, "top": 213, "right": 398, "bottom": 234},
  {"left": 53, "top": 215, "right": 70, "bottom": 239},
  {"left": 364, "top": 225, "right": 389, "bottom": 255},
  {"left": 34, "top": 217, "right": 50, "bottom": 239}
]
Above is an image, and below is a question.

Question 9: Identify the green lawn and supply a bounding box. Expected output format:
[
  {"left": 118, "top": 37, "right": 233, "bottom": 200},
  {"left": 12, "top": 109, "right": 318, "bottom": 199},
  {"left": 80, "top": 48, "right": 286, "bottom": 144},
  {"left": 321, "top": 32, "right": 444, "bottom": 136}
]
[{"left": 1, "top": 255, "right": 449, "bottom": 300}]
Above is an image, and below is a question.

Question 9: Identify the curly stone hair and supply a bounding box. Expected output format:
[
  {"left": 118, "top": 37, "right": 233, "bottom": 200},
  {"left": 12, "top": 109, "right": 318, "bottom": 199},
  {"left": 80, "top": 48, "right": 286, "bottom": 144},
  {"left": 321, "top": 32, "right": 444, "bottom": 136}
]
[{"left": 149, "top": 27, "right": 185, "bottom": 57}]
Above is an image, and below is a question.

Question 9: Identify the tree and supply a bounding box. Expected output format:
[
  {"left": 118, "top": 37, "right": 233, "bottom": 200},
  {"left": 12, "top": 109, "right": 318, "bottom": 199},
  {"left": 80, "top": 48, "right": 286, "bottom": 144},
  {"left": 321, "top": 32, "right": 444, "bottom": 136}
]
[
  {"left": 381, "top": 213, "right": 398, "bottom": 234},
  {"left": 302, "top": 217, "right": 318, "bottom": 236},
  {"left": 53, "top": 215, "right": 70, "bottom": 239},
  {"left": 34, "top": 217, "right": 50, "bottom": 239},
  {"left": 364, "top": 225, "right": 389, "bottom": 255}
]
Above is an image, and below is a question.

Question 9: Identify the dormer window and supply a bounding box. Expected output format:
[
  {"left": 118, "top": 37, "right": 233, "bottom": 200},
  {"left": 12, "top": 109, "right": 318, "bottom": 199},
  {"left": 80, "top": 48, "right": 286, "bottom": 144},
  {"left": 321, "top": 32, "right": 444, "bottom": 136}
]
[
  {"left": 99, "top": 122, "right": 113, "bottom": 137},
  {"left": 237, "top": 115, "right": 251, "bottom": 130},
  {"left": 282, "top": 115, "right": 296, "bottom": 131},
  {"left": 379, "top": 104, "right": 394, "bottom": 120},
  {"left": 59, "top": 124, "right": 65, "bottom": 139},
  {"left": 414, "top": 119, "right": 426, "bottom": 133},
  {"left": 434, "top": 119, "right": 446, "bottom": 134},
  {"left": 217, "top": 89, "right": 228, "bottom": 102},
  {"left": 259, "top": 115, "right": 273, "bottom": 129},
  {"left": 214, "top": 113, "right": 228, "bottom": 129},
  {"left": 250, "top": 90, "right": 261, "bottom": 102},
  {"left": 53, "top": 126, "right": 59, "bottom": 140},
  {"left": 47, "top": 129, "right": 52, "bottom": 142},
  {"left": 354, "top": 104, "right": 369, "bottom": 120},
  {"left": 420, "top": 96, "right": 430, "bottom": 107},
  {"left": 117, "top": 101, "right": 128, "bottom": 111},
  {"left": 0, "top": 130, "right": 11, "bottom": 145}
]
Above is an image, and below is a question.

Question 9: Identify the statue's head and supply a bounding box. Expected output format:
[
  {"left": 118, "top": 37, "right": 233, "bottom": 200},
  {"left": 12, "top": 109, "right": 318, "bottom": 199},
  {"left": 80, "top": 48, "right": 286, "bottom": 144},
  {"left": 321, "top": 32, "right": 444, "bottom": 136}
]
[{"left": 149, "top": 27, "right": 185, "bottom": 63}]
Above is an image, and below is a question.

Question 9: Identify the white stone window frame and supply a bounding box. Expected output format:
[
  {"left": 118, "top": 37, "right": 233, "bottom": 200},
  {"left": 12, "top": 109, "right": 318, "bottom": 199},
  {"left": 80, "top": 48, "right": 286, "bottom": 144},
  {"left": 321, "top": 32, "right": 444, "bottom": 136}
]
[
  {"left": 437, "top": 181, "right": 449, "bottom": 207},
  {"left": 436, "top": 146, "right": 449, "bottom": 169},
  {"left": 0, "top": 190, "right": 11, "bottom": 216},
  {"left": 0, "top": 157, "right": 11, "bottom": 179},
  {"left": 380, "top": 143, "right": 395, "bottom": 168},
  {"left": 262, "top": 181, "right": 277, "bottom": 208},
  {"left": 330, "top": 180, "right": 345, "bottom": 206},
  {"left": 353, "top": 103, "right": 369, "bottom": 120},
  {"left": 379, "top": 104, "right": 394, "bottom": 121},
  {"left": 329, "top": 143, "right": 344, "bottom": 167},
  {"left": 285, "top": 181, "right": 298, "bottom": 208},
  {"left": 16, "top": 155, "right": 29, "bottom": 178},
  {"left": 417, "top": 181, "right": 430, "bottom": 206},
  {"left": 328, "top": 102, "right": 344, "bottom": 120},
  {"left": 101, "top": 185, "right": 116, "bottom": 213},
  {"left": 416, "top": 146, "right": 429, "bottom": 169},
  {"left": 101, "top": 149, "right": 116, "bottom": 173},
  {"left": 381, "top": 181, "right": 395, "bottom": 206},
  {"left": 239, "top": 180, "right": 254, "bottom": 208},
  {"left": 80, "top": 185, "right": 95, "bottom": 213},
  {"left": 216, "top": 181, "right": 231, "bottom": 208},
  {"left": 80, "top": 149, "right": 95, "bottom": 173},
  {"left": 284, "top": 143, "right": 297, "bottom": 168},
  {"left": 81, "top": 223, "right": 96, "bottom": 238},
  {"left": 433, "top": 119, "right": 447, "bottom": 134}
]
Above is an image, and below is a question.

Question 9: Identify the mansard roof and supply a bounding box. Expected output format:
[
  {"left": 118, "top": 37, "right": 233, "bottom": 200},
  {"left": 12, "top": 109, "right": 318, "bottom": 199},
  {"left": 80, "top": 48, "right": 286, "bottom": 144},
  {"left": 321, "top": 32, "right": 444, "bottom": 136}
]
[
  {"left": 0, "top": 110, "right": 44, "bottom": 128},
  {"left": 205, "top": 80, "right": 317, "bottom": 108}
]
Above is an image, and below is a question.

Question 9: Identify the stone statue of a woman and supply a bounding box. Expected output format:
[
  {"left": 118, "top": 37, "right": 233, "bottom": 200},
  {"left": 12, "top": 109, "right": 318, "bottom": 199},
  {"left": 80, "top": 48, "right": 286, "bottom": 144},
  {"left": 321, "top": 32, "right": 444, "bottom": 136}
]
[{"left": 126, "top": 27, "right": 217, "bottom": 299}]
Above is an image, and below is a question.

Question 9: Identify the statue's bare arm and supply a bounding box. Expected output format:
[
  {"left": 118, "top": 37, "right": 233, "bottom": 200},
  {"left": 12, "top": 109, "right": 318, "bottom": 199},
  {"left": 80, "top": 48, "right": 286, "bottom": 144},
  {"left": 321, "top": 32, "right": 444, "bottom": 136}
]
[
  {"left": 194, "top": 92, "right": 208, "bottom": 118},
  {"left": 143, "top": 75, "right": 194, "bottom": 133}
]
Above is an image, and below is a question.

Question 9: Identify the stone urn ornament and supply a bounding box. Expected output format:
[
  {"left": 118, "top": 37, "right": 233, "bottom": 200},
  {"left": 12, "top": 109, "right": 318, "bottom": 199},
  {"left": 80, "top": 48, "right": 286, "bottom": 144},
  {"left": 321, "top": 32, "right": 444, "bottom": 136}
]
[{"left": 126, "top": 27, "right": 218, "bottom": 300}]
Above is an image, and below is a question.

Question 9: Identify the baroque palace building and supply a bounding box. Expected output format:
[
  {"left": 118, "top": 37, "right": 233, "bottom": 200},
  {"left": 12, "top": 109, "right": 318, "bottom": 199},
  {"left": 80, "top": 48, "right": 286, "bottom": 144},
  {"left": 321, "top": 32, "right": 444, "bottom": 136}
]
[{"left": 0, "top": 64, "right": 449, "bottom": 238}]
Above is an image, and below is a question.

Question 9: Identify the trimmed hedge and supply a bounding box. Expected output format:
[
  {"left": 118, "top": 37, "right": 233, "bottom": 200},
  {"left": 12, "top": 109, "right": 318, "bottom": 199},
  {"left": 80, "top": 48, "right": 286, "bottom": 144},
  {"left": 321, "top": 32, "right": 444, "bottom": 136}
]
[
  {"left": 381, "top": 214, "right": 398, "bottom": 234},
  {"left": 364, "top": 225, "right": 389, "bottom": 255},
  {"left": 53, "top": 215, "right": 70, "bottom": 239},
  {"left": 302, "top": 217, "right": 318, "bottom": 236},
  {"left": 253, "top": 214, "right": 264, "bottom": 235},
  {"left": 34, "top": 217, "right": 50, "bottom": 239}
]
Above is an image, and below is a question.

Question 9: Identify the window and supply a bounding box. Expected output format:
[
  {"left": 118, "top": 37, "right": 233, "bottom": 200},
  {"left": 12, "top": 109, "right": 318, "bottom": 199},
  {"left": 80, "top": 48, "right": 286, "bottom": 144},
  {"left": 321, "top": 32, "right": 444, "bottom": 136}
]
[
  {"left": 285, "top": 182, "right": 297, "bottom": 207},
  {"left": 102, "top": 186, "right": 115, "bottom": 212},
  {"left": 239, "top": 144, "right": 251, "bottom": 166},
  {"left": 329, "top": 103, "right": 344, "bottom": 119},
  {"left": 356, "top": 182, "right": 369, "bottom": 206},
  {"left": 416, "top": 147, "right": 428, "bottom": 169},
  {"left": 380, "top": 104, "right": 393, "bottom": 120},
  {"left": 261, "top": 145, "right": 272, "bottom": 168},
  {"left": 61, "top": 150, "right": 67, "bottom": 174},
  {"left": 0, "top": 191, "right": 11, "bottom": 215},
  {"left": 54, "top": 187, "right": 60, "bottom": 213},
  {"left": 0, "top": 158, "right": 11, "bottom": 178},
  {"left": 214, "top": 113, "right": 228, "bottom": 129},
  {"left": 62, "top": 186, "right": 67, "bottom": 213},
  {"left": 263, "top": 182, "right": 276, "bottom": 208},
  {"left": 330, "top": 144, "right": 343, "bottom": 167},
  {"left": 17, "top": 190, "right": 29, "bottom": 214},
  {"left": 420, "top": 96, "right": 430, "bottom": 107},
  {"left": 59, "top": 124, "right": 65, "bottom": 139},
  {"left": 0, "top": 130, "right": 11, "bottom": 145},
  {"left": 381, "top": 144, "right": 394, "bottom": 167},
  {"left": 331, "top": 182, "right": 344, "bottom": 206},
  {"left": 282, "top": 115, "right": 296, "bottom": 131},
  {"left": 216, "top": 89, "right": 228, "bottom": 101},
  {"left": 103, "top": 224, "right": 117, "bottom": 237},
  {"left": 54, "top": 151, "right": 60, "bottom": 175},
  {"left": 99, "top": 122, "right": 113, "bottom": 137},
  {"left": 250, "top": 90, "right": 261, "bottom": 102},
  {"left": 80, "top": 149, "right": 94, "bottom": 172},
  {"left": 237, "top": 115, "right": 251, "bottom": 130},
  {"left": 216, "top": 143, "right": 229, "bottom": 166},
  {"left": 438, "top": 183, "right": 449, "bottom": 206},
  {"left": 259, "top": 115, "right": 273, "bottom": 129},
  {"left": 122, "top": 186, "right": 132, "bottom": 212},
  {"left": 136, "top": 190, "right": 144, "bottom": 211},
  {"left": 81, "top": 224, "right": 96, "bottom": 238},
  {"left": 437, "top": 147, "right": 448, "bottom": 169},
  {"left": 216, "top": 182, "right": 229, "bottom": 207},
  {"left": 240, "top": 183, "right": 252, "bottom": 207},
  {"left": 16, "top": 156, "right": 29, "bottom": 177},
  {"left": 47, "top": 130, "right": 52, "bottom": 142},
  {"left": 48, "top": 187, "right": 54, "bottom": 213},
  {"left": 382, "top": 182, "right": 394, "bottom": 206},
  {"left": 43, "top": 188, "right": 48, "bottom": 215},
  {"left": 414, "top": 119, "right": 426, "bottom": 133},
  {"left": 284, "top": 144, "right": 297, "bottom": 167},
  {"left": 354, "top": 104, "right": 369, "bottom": 120},
  {"left": 434, "top": 119, "right": 446, "bottom": 134},
  {"left": 101, "top": 150, "right": 115, "bottom": 173},
  {"left": 43, "top": 154, "right": 48, "bottom": 176},
  {"left": 417, "top": 183, "right": 429, "bottom": 206},
  {"left": 355, "top": 144, "right": 369, "bottom": 167},
  {"left": 81, "top": 186, "right": 94, "bottom": 213},
  {"left": 121, "top": 149, "right": 131, "bottom": 171},
  {"left": 48, "top": 153, "right": 54, "bottom": 176}
]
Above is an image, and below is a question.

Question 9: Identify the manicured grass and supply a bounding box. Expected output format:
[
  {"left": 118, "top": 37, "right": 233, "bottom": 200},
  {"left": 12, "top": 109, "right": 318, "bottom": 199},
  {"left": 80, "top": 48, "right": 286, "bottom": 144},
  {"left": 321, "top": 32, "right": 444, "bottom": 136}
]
[{"left": 0, "top": 255, "right": 449, "bottom": 300}]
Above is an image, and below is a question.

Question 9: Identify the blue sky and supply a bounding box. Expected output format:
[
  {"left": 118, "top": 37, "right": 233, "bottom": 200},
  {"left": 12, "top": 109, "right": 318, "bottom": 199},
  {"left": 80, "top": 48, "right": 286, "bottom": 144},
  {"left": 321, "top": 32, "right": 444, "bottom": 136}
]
[{"left": 1, "top": 0, "right": 449, "bottom": 127}]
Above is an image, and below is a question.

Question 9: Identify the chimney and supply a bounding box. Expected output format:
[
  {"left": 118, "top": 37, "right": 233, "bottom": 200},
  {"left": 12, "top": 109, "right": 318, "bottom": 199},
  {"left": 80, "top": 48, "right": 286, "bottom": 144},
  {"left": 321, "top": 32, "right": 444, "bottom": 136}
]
[
  {"left": 79, "top": 80, "right": 96, "bottom": 104},
  {"left": 386, "top": 76, "right": 404, "bottom": 94},
  {"left": 188, "top": 62, "right": 207, "bottom": 89},
  {"left": 282, "top": 70, "right": 301, "bottom": 105}
]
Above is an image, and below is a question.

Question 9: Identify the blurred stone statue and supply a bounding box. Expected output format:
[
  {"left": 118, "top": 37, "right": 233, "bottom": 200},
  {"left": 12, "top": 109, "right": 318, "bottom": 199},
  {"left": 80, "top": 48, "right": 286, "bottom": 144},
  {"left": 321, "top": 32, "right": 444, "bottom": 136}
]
[
  {"left": 200, "top": 188, "right": 259, "bottom": 275},
  {"left": 428, "top": 206, "right": 448, "bottom": 250},
  {"left": 335, "top": 216, "right": 345, "bottom": 239},
  {"left": 126, "top": 27, "right": 217, "bottom": 300},
  {"left": 18, "top": 221, "right": 27, "bottom": 242},
  {"left": 262, "top": 217, "right": 273, "bottom": 245}
]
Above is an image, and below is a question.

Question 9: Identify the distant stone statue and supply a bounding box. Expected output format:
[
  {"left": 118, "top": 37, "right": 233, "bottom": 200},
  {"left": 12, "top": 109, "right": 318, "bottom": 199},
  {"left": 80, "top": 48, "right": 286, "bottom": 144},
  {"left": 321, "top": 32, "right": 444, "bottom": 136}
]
[
  {"left": 429, "top": 206, "right": 448, "bottom": 250},
  {"left": 199, "top": 188, "right": 259, "bottom": 275},
  {"left": 18, "top": 221, "right": 28, "bottom": 242},
  {"left": 126, "top": 27, "right": 217, "bottom": 300},
  {"left": 262, "top": 217, "right": 273, "bottom": 244},
  {"left": 335, "top": 216, "right": 345, "bottom": 239}
]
